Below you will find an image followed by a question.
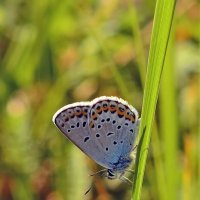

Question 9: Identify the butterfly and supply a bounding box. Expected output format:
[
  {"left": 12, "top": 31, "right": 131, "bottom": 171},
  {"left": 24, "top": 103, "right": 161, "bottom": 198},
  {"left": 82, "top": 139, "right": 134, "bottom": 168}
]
[{"left": 52, "top": 96, "right": 140, "bottom": 182}]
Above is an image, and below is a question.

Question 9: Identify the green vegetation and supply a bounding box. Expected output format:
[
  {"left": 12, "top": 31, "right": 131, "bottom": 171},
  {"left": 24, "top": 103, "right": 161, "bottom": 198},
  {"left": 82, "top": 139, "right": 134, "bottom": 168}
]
[
  {"left": 0, "top": 1, "right": 199, "bottom": 200},
  {"left": 132, "top": 1, "right": 176, "bottom": 200}
]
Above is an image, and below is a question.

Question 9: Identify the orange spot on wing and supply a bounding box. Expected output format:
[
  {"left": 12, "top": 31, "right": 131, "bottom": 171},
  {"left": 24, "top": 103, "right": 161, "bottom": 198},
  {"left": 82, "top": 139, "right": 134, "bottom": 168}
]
[
  {"left": 116, "top": 108, "right": 125, "bottom": 116},
  {"left": 125, "top": 110, "right": 136, "bottom": 123},
  {"left": 109, "top": 105, "right": 117, "bottom": 113},
  {"left": 89, "top": 121, "right": 94, "bottom": 128},
  {"left": 131, "top": 114, "right": 136, "bottom": 123},
  {"left": 82, "top": 108, "right": 88, "bottom": 116},
  {"left": 75, "top": 110, "right": 81, "bottom": 116},
  {"left": 102, "top": 106, "right": 108, "bottom": 111},
  {"left": 92, "top": 113, "right": 98, "bottom": 120},
  {"left": 96, "top": 105, "right": 103, "bottom": 114},
  {"left": 125, "top": 113, "right": 132, "bottom": 121},
  {"left": 69, "top": 113, "right": 75, "bottom": 118}
]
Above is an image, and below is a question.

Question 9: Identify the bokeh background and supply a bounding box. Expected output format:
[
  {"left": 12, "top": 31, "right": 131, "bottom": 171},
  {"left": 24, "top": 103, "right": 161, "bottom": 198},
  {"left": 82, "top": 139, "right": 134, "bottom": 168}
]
[{"left": 0, "top": 0, "right": 199, "bottom": 200}]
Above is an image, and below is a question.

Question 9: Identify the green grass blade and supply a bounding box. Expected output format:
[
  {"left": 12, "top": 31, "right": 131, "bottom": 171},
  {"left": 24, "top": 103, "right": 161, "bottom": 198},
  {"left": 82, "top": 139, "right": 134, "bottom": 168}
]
[{"left": 131, "top": 1, "right": 176, "bottom": 200}]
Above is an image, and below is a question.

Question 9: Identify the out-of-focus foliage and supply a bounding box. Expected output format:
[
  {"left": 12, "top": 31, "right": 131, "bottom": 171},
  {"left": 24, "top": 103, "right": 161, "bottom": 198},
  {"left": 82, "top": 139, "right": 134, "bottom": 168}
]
[
  {"left": 0, "top": 0, "right": 199, "bottom": 200},
  {"left": 132, "top": 1, "right": 176, "bottom": 200}
]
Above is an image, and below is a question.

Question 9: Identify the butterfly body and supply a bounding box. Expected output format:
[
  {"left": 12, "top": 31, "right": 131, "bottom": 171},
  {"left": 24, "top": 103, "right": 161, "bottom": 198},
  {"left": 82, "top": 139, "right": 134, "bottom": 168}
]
[{"left": 53, "top": 96, "right": 140, "bottom": 180}]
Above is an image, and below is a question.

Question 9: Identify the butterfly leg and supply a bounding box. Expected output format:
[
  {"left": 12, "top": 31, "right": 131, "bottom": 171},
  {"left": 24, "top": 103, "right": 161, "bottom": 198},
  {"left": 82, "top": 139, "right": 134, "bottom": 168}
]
[
  {"left": 85, "top": 185, "right": 93, "bottom": 195},
  {"left": 125, "top": 169, "right": 135, "bottom": 174},
  {"left": 132, "top": 144, "right": 138, "bottom": 152},
  {"left": 120, "top": 176, "right": 132, "bottom": 185}
]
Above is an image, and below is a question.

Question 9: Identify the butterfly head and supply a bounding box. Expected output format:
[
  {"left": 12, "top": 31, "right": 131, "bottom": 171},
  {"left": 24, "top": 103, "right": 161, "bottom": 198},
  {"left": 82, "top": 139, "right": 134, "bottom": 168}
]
[
  {"left": 107, "top": 168, "right": 129, "bottom": 180},
  {"left": 107, "top": 169, "right": 119, "bottom": 179}
]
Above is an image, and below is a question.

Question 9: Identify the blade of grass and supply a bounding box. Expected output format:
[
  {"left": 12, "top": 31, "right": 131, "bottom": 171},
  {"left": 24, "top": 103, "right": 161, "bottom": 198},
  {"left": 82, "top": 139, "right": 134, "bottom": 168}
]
[{"left": 131, "top": 1, "right": 176, "bottom": 200}]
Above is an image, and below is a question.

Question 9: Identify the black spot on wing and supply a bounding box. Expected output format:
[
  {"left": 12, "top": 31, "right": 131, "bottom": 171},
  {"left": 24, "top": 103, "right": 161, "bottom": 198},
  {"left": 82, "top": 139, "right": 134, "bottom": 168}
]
[
  {"left": 84, "top": 137, "right": 90, "bottom": 142},
  {"left": 83, "top": 122, "right": 87, "bottom": 127},
  {"left": 107, "top": 132, "right": 115, "bottom": 136}
]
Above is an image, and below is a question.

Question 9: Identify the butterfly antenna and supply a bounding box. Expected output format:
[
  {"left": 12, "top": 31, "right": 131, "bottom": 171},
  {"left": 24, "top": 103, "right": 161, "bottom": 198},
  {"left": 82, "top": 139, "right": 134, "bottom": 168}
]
[
  {"left": 90, "top": 169, "right": 107, "bottom": 177},
  {"left": 85, "top": 169, "right": 108, "bottom": 195}
]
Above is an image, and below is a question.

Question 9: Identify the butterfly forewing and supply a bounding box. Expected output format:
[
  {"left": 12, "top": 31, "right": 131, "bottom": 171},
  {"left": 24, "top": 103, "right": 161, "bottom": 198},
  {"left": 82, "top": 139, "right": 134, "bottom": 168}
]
[{"left": 53, "top": 102, "right": 113, "bottom": 168}]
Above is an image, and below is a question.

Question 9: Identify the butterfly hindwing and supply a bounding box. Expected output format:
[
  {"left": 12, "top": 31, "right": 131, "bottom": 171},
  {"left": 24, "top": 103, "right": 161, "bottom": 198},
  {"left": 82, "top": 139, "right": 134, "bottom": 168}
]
[{"left": 88, "top": 96, "right": 139, "bottom": 168}]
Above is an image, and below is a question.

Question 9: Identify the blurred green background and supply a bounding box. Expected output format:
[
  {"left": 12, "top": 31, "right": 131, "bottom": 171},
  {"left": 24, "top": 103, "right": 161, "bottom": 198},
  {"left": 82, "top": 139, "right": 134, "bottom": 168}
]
[{"left": 0, "top": 0, "right": 199, "bottom": 200}]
